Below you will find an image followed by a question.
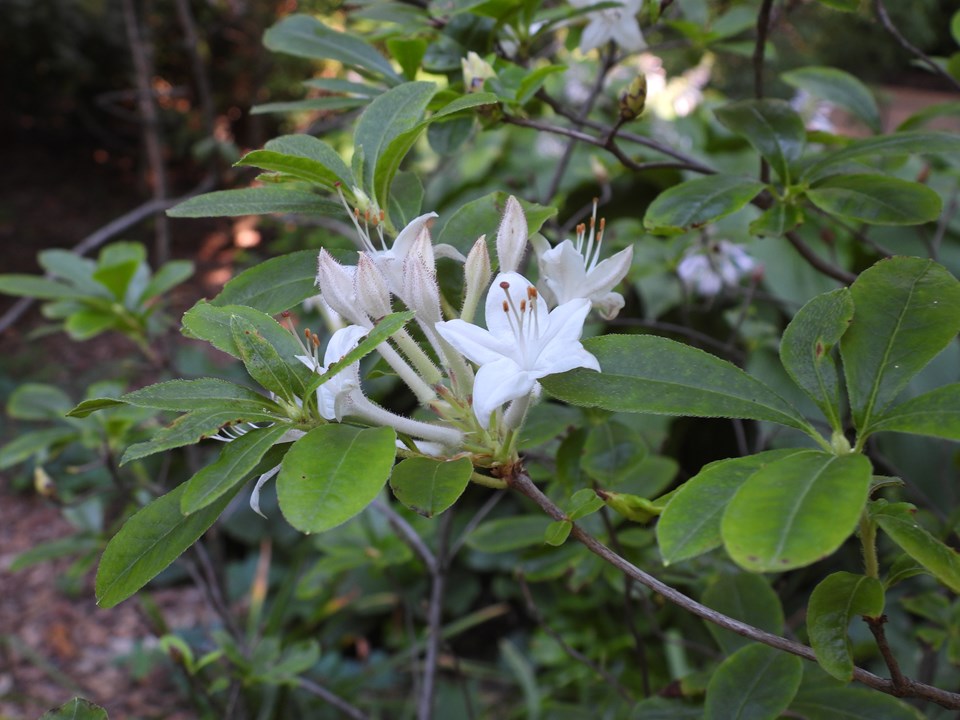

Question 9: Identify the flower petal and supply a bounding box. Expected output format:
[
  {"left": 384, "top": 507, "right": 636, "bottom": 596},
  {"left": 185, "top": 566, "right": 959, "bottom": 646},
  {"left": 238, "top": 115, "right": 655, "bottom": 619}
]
[
  {"left": 579, "top": 18, "right": 611, "bottom": 54},
  {"left": 472, "top": 357, "right": 535, "bottom": 425},
  {"left": 435, "top": 318, "right": 512, "bottom": 366},
  {"left": 540, "top": 239, "right": 588, "bottom": 305},
  {"left": 483, "top": 271, "right": 538, "bottom": 341},
  {"left": 611, "top": 16, "right": 645, "bottom": 52},
  {"left": 581, "top": 245, "right": 633, "bottom": 300},
  {"left": 391, "top": 212, "right": 439, "bottom": 259}
]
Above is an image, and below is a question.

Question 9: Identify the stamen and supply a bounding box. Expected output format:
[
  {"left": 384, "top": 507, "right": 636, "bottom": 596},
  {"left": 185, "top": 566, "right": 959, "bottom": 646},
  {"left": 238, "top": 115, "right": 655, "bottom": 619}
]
[{"left": 502, "top": 300, "right": 509, "bottom": 312}]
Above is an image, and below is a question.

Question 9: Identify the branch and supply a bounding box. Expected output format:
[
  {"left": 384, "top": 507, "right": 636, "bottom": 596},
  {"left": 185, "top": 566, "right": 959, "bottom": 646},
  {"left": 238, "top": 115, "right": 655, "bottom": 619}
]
[
  {"left": 753, "top": 0, "right": 775, "bottom": 182},
  {"left": 507, "top": 471, "right": 960, "bottom": 710},
  {"left": 0, "top": 175, "right": 215, "bottom": 335},
  {"left": 371, "top": 499, "right": 437, "bottom": 574},
  {"left": 874, "top": 0, "right": 960, "bottom": 94},
  {"left": 418, "top": 510, "right": 455, "bottom": 720},
  {"left": 865, "top": 616, "right": 908, "bottom": 695},
  {"left": 298, "top": 677, "right": 371, "bottom": 720},
  {"left": 784, "top": 230, "right": 857, "bottom": 284},
  {"left": 517, "top": 574, "right": 634, "bottom": 702}
]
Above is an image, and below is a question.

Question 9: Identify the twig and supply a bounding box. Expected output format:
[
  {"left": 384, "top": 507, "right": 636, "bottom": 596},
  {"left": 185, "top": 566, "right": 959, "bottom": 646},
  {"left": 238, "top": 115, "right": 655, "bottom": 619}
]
[
  {"left": 598, "top": 508, "right": 651, "bottom": 697},
  {"left": 299, "top": 677, "right": 371, "bottom": 720},
  {"left": 507, "top": 471, "right": 960, "bottom": 710},
  {"left": 172, "top": 0, "right": 216, "bottom": 142},
  {"left": 121, "top": 0, "right": 172, "bottom": 263},
  {"left": 784, "top": 230, "right": 856, "bottom": 284},
  {"left": 0, "top": 175, "right": 214, "bottom": 335},
  {"left": 864, "top": 616, "right": 908, "bottom": 694},
  {"left": 543, "top": 45, "right": 617, "bottom": 204},
  {"left": 418, "top": 510, "right": 455, "bottom": 720},
  {"left": 930, "top": 185, "right": 959, "bottom": 260},
  {"left": 517, "top": 573, "right": 634, "bottom": 702},
  {"left": 874, "top": 0, "right": 960, "bottom": 94},
  {"left": 449, "top": 491, "right": 505, "bottom": 557},
  {"left": 371, "top": 499, "right": 437, "bottom": 574},
  {"left": 753, "top": 0, "right": 775, "bottom": 182}
]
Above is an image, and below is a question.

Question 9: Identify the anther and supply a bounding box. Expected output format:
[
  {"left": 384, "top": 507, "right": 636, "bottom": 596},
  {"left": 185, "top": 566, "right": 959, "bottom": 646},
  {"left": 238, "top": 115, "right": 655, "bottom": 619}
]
[
  {"left": 502, "top": 300, "right": 509, "bottom": 312},
  {"left": 520, "top": 299, "right": 527, "bottom": 312},
  {"left": 500, "top": 281, "right": 510, "bottom": 289},
  {"left": 527, "top": 286, "right": 537, "bottom": 299}
]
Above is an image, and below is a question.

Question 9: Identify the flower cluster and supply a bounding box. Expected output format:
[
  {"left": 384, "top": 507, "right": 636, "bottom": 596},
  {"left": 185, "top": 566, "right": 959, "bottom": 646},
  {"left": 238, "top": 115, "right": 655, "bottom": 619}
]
[{"left": 292, "top": 194, "right": 632, "bottom": 474}]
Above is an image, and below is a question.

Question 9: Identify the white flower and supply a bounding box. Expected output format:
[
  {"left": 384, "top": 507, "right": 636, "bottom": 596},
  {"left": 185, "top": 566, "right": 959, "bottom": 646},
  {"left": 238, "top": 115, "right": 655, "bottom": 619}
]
[
  {"left": 677, "top": 240, "right": 757, "bottom": 297},
  {"left": 531, "top": 205, "right": 633, "bottom": 320},
  {"left": 296, "top": 325, "right": 368, "bottom": 421},
  {"left": 496, "top": 196, "right": 528, "bottom": 273},
  {"left": 436, "top": 272, "right": 600, "bottom": 425},
  {"left": 570, "top": 0, "right": 645, "bottom": 55}
]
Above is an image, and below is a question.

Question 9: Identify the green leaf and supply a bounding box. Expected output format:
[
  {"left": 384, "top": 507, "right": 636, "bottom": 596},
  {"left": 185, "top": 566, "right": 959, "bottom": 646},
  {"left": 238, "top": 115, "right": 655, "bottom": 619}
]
[
  {"left": 0, "top": 427, "right": 78, "bottom": 470},
  {"left": 250, "top": 97, "right": 368, "bottom": 115},
  {"left": 779, "top": 288, "right": 854, "bottom": 430},
  {"left": 814, "top": 0, "right": 859, "bottom": 11},
  {"left": 865, "top": 384, "right": 960, "bottom": 442},
  {"left": 167, "top": 187, "right": 342, "bottom": 218},
  {"left": 0, "top": 275, "right": 85, "bottom": 300},
  {"left": 389, "top": 170, "right": 425, "bottom": 225},
  {"left": 92, "top": 259, "right": 140, "bottom": 302},
  {"left": 714, "top": 100, "right": 806, "bottom": 182},
  {"left": 120, "top": 409, "right": 281, "bottom": 465},
  {"left": 96, "top": 482, "right": 239, "bottom": 607},
  {"left": 872, "top": 502, "right": 960, "bottom": 593},
  {"left": 304, "top": 311, "right": 415, "bottom": 396},
  {"left": 643, "top": 175, "right": 766, "bottom": 235},
  {"left": 181, "top": 303, "right": 316, "bottom": 390},
  {"left": 515, "top": 64, "right": 566, "bottom": 105},
  {"left": 541, "top": 335, "right": 811, "bottom": 432},
  {"left": 389, "top": 456, "right": 472, "bottom": 517},
  {"left": 434, "top": 191, "right": 557, "bottom": 255},
  {"left": 840, "top": 258, "right": 960, "bottom": 431},
  {"left": 386, "top": 37, "right": 427, "bottom": 80},
  {"left": 466, "top": 516, "right": 553, "bottom": 553},
  {"left": 372, "top": 92, "right": 498, "bottom": 211},
  {"left": 802, "top": 131, "right": 960, "bottom": 181},
  {"left": 230, "top": 315, "right": 305, "bottom": 403},
  {"left": 210, "top": 250, "right": 321, "bottom": 315},
  {"left": 354, "top": 81, "right": 436, "bottom": 191},
  {"left": 790, "top": 686, "right": 924, "bottom": 720},
  {"left": 64, "top": 309, "right": 118, "bottom": 340},
  {"left": 302, "top": 77, "right": 382, "bottom": 96},
  {"left": 807, "top": 571, "right": 885, "bottom": 681},
  {"left": 749, "top": 202, "right": 803, "bottom": 236},
  {"left": 8, "top": 383, "right": 73, "bottom": 421},
  {"left": 703, "top": 573, "right": 785, "bottom": 655},
  {"left": 66, "top": 397, "right": 125, "bottom": 418},
  {"left": 11, "top": 536, "right": 100, "bottom": 572},
  {"left": 181, "top": 424, "right": 292, "bottom": 514},
  {"left": 119, "top": 378, "right": 281, "bottom": 414},
  {"left": 705, "top": 644, "right": 803, "bottom": 720},
  {"left": 277, "top": 425, "right": 396, "bottom": 534},
  {"left": 38, "top": 250, "right": 106, "bottom": 296},
  {"left": 782, "top": 66, "right": 881, "bottom": 133},
  {"left": 139, "top": 260, "right": 193, "bottom": 303},
  {"left": 544, "top": 520, "right": 572, "bottom": 546},
  {"left": 806, "top": 174, "right": 942, "bottom": 225},
  {"left": 237, "top": 134, "right": 354, "bottom": 189},
  {"left": 722, "top": 451, "right": 872, "bottom": 572},
  {"left": 263, "top": 14, "right": 401, "bottom": 82},
  {"left": 580, "top": 421, "right": 647, "bottom": 486},
  {"left": 40, "top": 698, "right": 109, "bottom": 720}
]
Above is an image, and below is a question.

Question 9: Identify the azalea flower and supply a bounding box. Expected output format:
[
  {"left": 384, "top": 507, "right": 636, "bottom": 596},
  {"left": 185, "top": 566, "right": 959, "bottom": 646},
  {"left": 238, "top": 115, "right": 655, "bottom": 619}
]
[
  {"left": 677, "top": 239, "right": 757, "bottom": 297},
  {"left": 570, "top": 0, "right": 645, "bottom": 55},
  {"left": 296, "top": 324, "right": 368, "bottom": 421},
  {"left": 531, "top": 202, "right": 633, "bottom": 320},
  {"left": 436, "top": 272, "right": 599, "bottom": 425}
]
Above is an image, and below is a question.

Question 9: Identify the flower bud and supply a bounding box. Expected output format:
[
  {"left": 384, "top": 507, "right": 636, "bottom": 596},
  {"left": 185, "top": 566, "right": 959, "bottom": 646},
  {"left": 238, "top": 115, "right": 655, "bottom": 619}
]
[
  {"left": 461, "top": 235, "right": 490, "bottom": 323},
  {"left": 317, "top": 249, "right": 365, "bottom": 325},
  {"left": 619, "top": 74, "right": 647, "bottom": 121},
  {"left": 355, "top": 253, "right": 392, "bottom": 318},
  {"left": 496, "top": 195, "right": 527, "bottom": 273},
  {"left": 401, "top": 233, "right": 442, "bottom": 323},
  {"left": 461, "top": 51, "right": 495, "bottom": 92}
]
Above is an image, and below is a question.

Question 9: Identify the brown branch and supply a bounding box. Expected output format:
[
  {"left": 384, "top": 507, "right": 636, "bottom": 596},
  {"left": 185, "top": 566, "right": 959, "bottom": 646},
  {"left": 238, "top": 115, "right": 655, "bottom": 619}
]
[
  {"left": 121, "top": 0, "right": 171, "bottom": 263},
  {"left": 418, "top": 511, "right": 455, "bottom": 720},
  {"left": 784, "top": 230, "right": 857, "bottom": 284},
  {"left": 518, "top": 573, "right": 634, "bottom": 702},
  {"left": 507, "top": 471, "right": 960, "bottom": 710},
  {"left": 865, "top": 615, "right": 908, "bottom": 695},
  {"left": 874, "top": 0, "right": 960, "bottom": 95}
]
